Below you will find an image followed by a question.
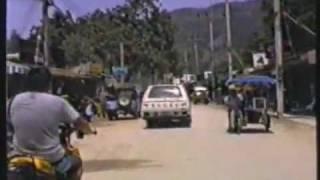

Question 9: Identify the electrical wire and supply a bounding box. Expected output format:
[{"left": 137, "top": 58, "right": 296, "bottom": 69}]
[{"left": 283, "top": 10, "right": 297, "bottom": 58}]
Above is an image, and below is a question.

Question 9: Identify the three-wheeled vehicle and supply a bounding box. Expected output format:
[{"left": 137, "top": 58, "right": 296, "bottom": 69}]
[
  {"left": 113, "top": 84, "right": 139, "bottom": 119},
  {"left": 225, "top": 75, "right": 275, "bottom": 133}
]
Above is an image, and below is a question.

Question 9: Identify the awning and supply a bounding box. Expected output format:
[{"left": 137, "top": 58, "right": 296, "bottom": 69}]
[{"left": 50, "top": 68, "right": 94, "bottom": 79}]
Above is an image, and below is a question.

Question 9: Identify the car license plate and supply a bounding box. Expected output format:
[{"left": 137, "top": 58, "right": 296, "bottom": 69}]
[
  {"left": 172, "top": 119, "right": 180, "bottom": 122},
  {"left": 162, "top": 111, "right": 170, "bottom": 116}
]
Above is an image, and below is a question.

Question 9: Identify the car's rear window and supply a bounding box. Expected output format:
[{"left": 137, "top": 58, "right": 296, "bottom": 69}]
[{"left": 148, "top": 86, "right": 182, "bottom": 98}]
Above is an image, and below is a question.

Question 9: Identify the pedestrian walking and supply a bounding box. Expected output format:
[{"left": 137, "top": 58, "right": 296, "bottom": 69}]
[
  {"left": 207, "top": 81, "right": 213, "bottom": 102},
  {"left": 84, "top": 98, "right": 97, "bottom": 122},
  {"left": 105, "top": 94, "right": 118, "bottom": 120},
  {"left": 225, "top": 85, "right": 243, "bottom": 131}
]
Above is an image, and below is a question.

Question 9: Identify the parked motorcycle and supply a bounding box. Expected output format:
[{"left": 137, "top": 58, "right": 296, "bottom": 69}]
[{"left": 8, "top": 123, "right": 97, "bottom": 180}]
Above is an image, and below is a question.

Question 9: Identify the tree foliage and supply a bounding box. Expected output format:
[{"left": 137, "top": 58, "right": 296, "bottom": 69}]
[
  {"left": 7, "top": 30, "right": 21, "bottom": 54},
  {"left": 33, "top": 0, "right": 178, "bottom": 78}
]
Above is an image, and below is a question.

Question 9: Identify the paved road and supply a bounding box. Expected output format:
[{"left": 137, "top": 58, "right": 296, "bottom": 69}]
[{"left": 77, "top": 105, "right": 316, "bottom": 180}]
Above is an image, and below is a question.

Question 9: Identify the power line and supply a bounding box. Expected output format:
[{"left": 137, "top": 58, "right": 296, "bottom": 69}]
[{"left": 282, "top": 11, "right": 316, "bottom": 36}]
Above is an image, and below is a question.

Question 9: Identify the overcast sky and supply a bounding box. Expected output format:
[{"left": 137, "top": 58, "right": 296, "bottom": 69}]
[{"left": 7, "top": 0, "right": 244, "bottom": 38}]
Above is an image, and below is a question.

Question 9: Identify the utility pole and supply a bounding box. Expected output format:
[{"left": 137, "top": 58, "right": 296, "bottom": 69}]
[
  {"left": 34, "top": 30, "right": 42, "bottom": 64},
  {"left": 225, "top": 0, "right": 233, "bottom": 80},
  {"left": 274, "top": 0, "right": 284, "bottom": 119},
  {"left": 209, "top": 0, "right": 216, "bottom": 86},
  {"left": 209, "top": 11, "right": 216, "bottom": 89},
  {"left": 120, "top": 42, "right": 125, "bottom": 83},
  {"left": 209, "top": 21, "right": 214, "bottom": 67},
  {"left": 42, "top": 0, "right": 51, "bottom": 66},
  {"left": 193, "top": 40, "right": 200, "bottom": 75},
  {"left": 184, "top": 50, "right": 189, "bottom": 73}
]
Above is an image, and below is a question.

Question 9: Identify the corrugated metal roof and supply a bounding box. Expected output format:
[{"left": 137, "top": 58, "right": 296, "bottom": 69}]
[{"left": 50, "top": 68, "right": 93, "bottom": 79}]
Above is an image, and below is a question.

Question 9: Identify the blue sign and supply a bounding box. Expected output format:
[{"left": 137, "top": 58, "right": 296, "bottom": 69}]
[{"left": 112, "top": 67, "right": 128, "bottom": 81}]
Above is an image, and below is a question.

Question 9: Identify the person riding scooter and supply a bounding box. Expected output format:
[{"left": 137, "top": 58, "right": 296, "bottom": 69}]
[{"left": 7, "top": 66, "right": 96, "bottom": 180}]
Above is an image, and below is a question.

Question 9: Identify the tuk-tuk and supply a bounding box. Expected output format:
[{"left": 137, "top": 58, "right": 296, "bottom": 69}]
[
  {"left": 113, "top": 84, "right": 139, "bottom": 119},
  {"left": 225, "top": 75, "right": 275, "bottom": 133}
]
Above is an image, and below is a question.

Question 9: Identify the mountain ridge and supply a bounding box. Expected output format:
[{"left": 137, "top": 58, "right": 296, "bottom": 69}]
[{"left": 169, "top": 0, "right": 265, "bottom": 71}]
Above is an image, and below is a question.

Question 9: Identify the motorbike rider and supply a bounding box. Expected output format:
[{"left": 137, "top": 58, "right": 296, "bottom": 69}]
[{"left": 7, "top": 66, "right": 96, "bottom": 179}]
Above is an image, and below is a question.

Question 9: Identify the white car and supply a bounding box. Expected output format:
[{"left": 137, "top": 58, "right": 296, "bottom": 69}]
[{"left": 141, "top": 84, "right": 192, "bottom": 128}]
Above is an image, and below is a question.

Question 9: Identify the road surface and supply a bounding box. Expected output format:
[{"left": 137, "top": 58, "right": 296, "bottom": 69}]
[{"left": 76, "top": 105, "right": 316, "bottom": 180}]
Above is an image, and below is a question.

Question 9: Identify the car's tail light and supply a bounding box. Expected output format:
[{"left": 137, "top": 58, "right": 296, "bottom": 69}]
[{"left": 143, "top": 103, "right": 149, "bottom": 108}]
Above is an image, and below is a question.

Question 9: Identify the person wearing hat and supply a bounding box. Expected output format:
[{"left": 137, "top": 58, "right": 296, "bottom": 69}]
[{"left": 225, "top": 84, "right": 243, "bottom": 131}]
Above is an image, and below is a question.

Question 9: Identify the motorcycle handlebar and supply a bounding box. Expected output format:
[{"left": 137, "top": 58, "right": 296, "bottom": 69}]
[{"left": 59, "top": 123, "right": 97, "bottom": 138}]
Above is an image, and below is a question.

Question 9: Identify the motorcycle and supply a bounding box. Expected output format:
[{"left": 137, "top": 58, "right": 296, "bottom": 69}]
[{"left": 7, "top": 123, "right": 97, "bottom": 180}]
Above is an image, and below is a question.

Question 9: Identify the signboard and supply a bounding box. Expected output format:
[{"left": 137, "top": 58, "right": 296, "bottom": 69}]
[
  {"left": 204, "top": 71, "right": 212, "bottom": 80},
  {"left": 252, "top": 52, "right": 269, "bottom": 68},
  {"left": 301, "top": 49, "right": 315, "bottom": 65},
  {"left": 6, "top": 53, "right": 20, "bottom": 60},
  {"left": 112, "top": 67, "right": 128, "bottom": 80},
  {"left": 182, "top": 74, "right": 197, "bottom": 83},
  {"left": 89, "top": 63, "right": 103, "bottom": 76}
]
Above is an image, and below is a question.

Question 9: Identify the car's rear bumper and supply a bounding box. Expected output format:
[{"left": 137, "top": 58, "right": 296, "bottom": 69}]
[{"left": 142, "top": 111, "right": 191, "bottom": 120}]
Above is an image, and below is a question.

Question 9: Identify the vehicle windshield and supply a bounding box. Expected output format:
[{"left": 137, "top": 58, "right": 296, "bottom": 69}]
[{"left": 148, "top": 86, "right": 182, "bottom": 98}]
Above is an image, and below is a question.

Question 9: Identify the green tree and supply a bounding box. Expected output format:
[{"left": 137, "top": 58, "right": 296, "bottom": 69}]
[{"left": 7, "top": 30, "right": 21, "bottom": 54}]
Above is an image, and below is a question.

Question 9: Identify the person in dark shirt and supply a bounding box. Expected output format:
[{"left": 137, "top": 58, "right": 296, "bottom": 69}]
[{"left": 207, "top": 81, "right": 213, "bottom": 102}]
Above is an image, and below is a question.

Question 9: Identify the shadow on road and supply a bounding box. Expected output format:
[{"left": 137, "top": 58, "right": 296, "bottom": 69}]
[
  {"left": 145, "top": 124, "right": 191, "bottom": 130},
  {"left": 83, "top": 159, "right": 162, "bottom": 173},
  {"left": 226, "top": 128, "right": 274, "bottom": 134},
  {"left": 110, "top": 117, "right": 139, "bottom": 121},
  {"left": 92, "top": 120, "right": 113, "bottom": 127},
  {"left": 240, "top": 128, "right": 274, "bottom": 134}
]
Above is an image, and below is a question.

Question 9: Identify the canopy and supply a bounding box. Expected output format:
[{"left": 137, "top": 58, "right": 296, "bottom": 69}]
[{"left": 225, "top": 75, "right": 276, "bottom": 88}]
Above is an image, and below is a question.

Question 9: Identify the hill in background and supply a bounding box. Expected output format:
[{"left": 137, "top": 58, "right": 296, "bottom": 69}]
[{"left": 170, "top": 0, "right": 265, "bottom": 73}]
